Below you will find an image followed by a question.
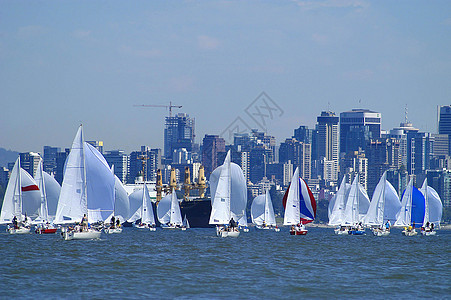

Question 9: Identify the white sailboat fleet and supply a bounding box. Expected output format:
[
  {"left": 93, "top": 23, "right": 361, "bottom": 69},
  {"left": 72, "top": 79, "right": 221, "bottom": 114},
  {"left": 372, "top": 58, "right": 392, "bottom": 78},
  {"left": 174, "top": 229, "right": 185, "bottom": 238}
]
[
  {"left": 251, "top": 189, "right": 279, "bottom": 231},
  {"left": 209, "top": 150, "right": 247, "bottom": 237},
  {"left": 328, "top": 172, "right": 444, "bottom": 237}
]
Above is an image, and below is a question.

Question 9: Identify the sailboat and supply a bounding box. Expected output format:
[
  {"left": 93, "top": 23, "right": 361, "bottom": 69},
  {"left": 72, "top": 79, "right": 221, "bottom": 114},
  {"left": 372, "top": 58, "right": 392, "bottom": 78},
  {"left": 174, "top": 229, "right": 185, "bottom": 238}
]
[
  {"left": 363, "top": 171, "right": 401, "bottom": 236},
  {"left": 104, "top": 166, "right": 130, "bottom": 234},
  {"left": 328, "top": 177, "right": 351, "bottom": 235},
  {"left": 209, "top": 150, "right": 247, "bottom": 237},
  {"left": 283, "top": 167, "right": 316, "bottom": 236},
  {"left": 129, "top": 182, "right": 156, "bottom": 231},
  {"left": 238, "top": 214, "right": 249, "bottom": 232},
  {"left": 419, "top": 179, "right": 442, "bottom": 236},
  {"left": 34, "top": 157, "right": 58, "bottom": 234},
  {"left": 251, "top": 189, "right": 279, "bottom": 231},
  {"left": 182, "top": 214, "right": 190, "bottom": 229},
  {"left": 394, "top": 178, "right": 425, "bottom": 236},
  {"left": 341, "top": 174, "right": 370, "bottom": 235},
  {"left": 157, "top": 189, "right": 184, "bottom": 229},
  {"left": 55, "top": 125, "right": 115, "bottom": 240},
  {"left": 0, "top": 157, "right": 41, "bottom": 234}
]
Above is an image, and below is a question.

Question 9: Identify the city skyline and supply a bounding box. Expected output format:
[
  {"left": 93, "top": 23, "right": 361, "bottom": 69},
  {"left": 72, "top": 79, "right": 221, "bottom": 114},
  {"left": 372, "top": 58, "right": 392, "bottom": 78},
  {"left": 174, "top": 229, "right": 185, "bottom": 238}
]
[{"left": 1, "top": 1, "right": 450, "bottom": 153}]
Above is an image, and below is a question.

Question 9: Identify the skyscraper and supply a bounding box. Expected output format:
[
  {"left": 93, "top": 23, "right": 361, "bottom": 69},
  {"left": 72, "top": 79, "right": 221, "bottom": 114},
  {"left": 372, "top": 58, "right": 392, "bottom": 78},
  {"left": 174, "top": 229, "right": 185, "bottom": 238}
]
[
  {"left": 438, "top": 105, "right": 451, "bottom": 134},
  {"left": 43, "top": 146, "right": 60, "bottom": 175},
  {"left": 201, "top": 135, "right": 225, "bottom": 177},
  {"left": 19, "top": 152, "right": 40, "bottom": 177},
  {"left": 104, "top": 150, "right": 129, "bottom": 183},
  {"left": 164, "top": 113, "right": 195, "bottom": 162},
  {"left": 340, "top": 109, "right": 381, "bottom": 155},
  {"left": 317, "top": 111, "right": 339, "bottom": 181}
]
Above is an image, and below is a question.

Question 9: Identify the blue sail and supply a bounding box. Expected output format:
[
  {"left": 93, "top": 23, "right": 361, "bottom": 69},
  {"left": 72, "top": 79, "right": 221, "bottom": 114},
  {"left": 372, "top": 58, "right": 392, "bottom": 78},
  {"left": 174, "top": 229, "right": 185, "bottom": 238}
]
[{"left": 411, "top": 186, "right": 425, "bottom": 228}]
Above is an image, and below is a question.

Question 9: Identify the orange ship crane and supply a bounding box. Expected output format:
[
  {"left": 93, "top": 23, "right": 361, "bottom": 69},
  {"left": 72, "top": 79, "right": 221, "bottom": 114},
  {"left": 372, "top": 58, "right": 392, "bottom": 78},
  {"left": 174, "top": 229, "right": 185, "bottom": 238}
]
[{"left": 134, "top": 101, "right": 182, "bottom": 117}]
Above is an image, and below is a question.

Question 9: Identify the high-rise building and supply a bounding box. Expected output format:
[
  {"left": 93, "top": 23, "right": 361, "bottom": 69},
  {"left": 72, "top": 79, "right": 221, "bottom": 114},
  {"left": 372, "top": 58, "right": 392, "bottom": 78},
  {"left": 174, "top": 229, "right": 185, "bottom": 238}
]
[
  {"left": 388, "top": 122, "right": 419, "bottom": 168},
  {"left": 19, "top": 152, "right": 41, "bottom": 177},
  {"left": 406, "top": 132, "right": 433, "bottom": 175},
  {"left": 341, "top": 149, "right": 368, "bottom": 190},
  {"left": 438, "top": 105, "right": 451, "bottom": 134},
  {"left": 340, "top": 109, "right": 381, "bottom": 155},
  {"left": 426, "top": 169, "right": 451, "bottom": 208},
  {"left": 164, "top": 113, "right": 195, "bottom": 162},
  {"left": 201, "top": 135, "right": 225, "bottom": 177},
  {"left": 366, "top": 138, "right": 401, "bottom": 197},
  {"left": 43, "top": 146, "right": 60, "bottom": 175},
  {"left": 279, "top": 138, "right": 311, "bottom": 180},
  {"left": 317, "top": 111, "right": 340, "bottom": 181},
  {"left": 0, "top": 167, "right": 9, "bottom": 189},
  {"left": 55, "top": 149, "right": 70, "bottom": 184},
  {"left": 104, "top": 150, "right": 129, "bottom": 183}
]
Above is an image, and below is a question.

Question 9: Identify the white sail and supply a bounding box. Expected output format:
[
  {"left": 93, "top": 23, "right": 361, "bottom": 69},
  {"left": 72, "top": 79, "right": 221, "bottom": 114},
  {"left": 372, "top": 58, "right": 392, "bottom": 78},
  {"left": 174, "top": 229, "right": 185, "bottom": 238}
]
[
  {"left": 183, "top": 215, "right": 190, "bottom": 228},
  {"left": 209, "top": 150, "right": 247, "bottom": 225},
  {"left": 20, "top": 168, "right": 41, "bottom": 219},
  {"left": 170, "top": 189, "right": 183, "bottom": 226},
  {"left": 328, "top": 177, "right": 349, "bottom": 226},
  {"left": 84, "top": 142, "right": 115, "bottom": 223},
  {"left": 113, "top": 174, "right": 130, "bottom": 223},
  {"left": 420, "top": 179, "right": 443, "bottom": 226},
  {"left": 283, "top": 167, "right": 301, "bottom": 225},
  {"left": 55, "top": 126, "right": 115, "bottom": 224},
  {"left": 209, "top": 151, "right": 232, "bottom": 224},
  {"left": 43, "top": 171, "right": 61, "bottom": 218},
  {"left": 342, "top": 174, "right": 370, "bottom": 225},
  {"left": 55, "top": 126, "right": 86, "bottom": 224},
  {"left": 34, "top": 157, "right": 49, "bottom": 223},
  {"left": 251, "top": 189, "right": 276, "bottom": 226},
  {"left": 363, "top": 172, "right": 401, "bottom": 226},
  {"left": 395, "top": 179, "right": 414, "bottom": 227},
  {"left": 0, "top": 157, "right": 22, "bottom": 224},
  {"left": 157, "top": 193, "right": 172, "bottom": 224},
  {"left": 128, "top": 182, "right": 155, "bottom": 225}
]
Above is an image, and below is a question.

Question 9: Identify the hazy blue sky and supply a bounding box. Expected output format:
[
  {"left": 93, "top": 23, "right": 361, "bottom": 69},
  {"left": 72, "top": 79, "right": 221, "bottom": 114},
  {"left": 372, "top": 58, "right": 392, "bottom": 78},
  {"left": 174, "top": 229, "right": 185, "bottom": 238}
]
[{"left": 1, "top": 0, "right": 450, "bottom": 153}]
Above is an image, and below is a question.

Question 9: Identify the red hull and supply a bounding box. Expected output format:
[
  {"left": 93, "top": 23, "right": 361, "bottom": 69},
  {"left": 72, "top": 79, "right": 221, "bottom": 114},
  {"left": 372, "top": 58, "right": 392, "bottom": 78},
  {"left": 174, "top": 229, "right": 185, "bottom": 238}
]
[
  {"left": 35, "top": 228, "right": 57, "bottom": 234},
  {"left": 290, "top": 230, "right": 308, "bottom": 236}
]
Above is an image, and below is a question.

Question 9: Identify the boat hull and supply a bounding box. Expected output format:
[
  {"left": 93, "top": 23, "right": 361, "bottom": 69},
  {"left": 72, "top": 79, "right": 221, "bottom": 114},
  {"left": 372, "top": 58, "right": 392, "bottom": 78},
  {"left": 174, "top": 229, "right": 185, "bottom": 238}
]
[
  {"left": 421, "top": 230, "right": 436, "bottom": 236},
  {"left": 402, "top": 230, "right": 418, "bottom": 236},
  {"left": 334, "top": 228, "right": 349, "bottom": 235},
  {"left": 372, "top": 229, "right": 390, "bottom": 236},
  {"left": 256, "top": 225, "right": 279, "bottom": 232},
  {"left": 63, "top": 229, "right": 101, "bottom": 240},
  {"left": 290, "top": 230, "right": 307, "bottom": 235},
  {"left": 35, "top": 228, "right": 57, "bottom": 234},
  {"left": 216, "top": 226, "right": 240, "bottom": 237},
  {"left": 8, "top": 227, "right": 31, "bottom": 234},
  {"left": 348, "top": 230, "right": 365, "bottom": 235},
  {"left": 180, "top": 198, "right": 213, "bottom": 228},
  {"left": 104, "top": 228, "right": 123, "bottom": 234}
]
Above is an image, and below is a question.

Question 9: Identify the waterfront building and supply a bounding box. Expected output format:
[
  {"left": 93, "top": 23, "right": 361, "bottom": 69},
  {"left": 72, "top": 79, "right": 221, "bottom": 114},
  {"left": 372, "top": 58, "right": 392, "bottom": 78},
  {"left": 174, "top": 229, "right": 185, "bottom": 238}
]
[
  {"left": 406, "top": 132, "right": 433, "bottom": 175},
  {"left": 438, "top": 105, "right": 451, "bottom": 134},
  {"left": 164, "top": 113, "right": 195, "bottom": 163},
  {"left": 317, "top": 111, "right": 340, "bottom": 181},
  {"left": 201, "top": 134, "right": 225, "bottom": 177},
  {"left": 43, "top": 146, "right": 60, "bottom": 175},
  {"left": 388, "top": 122, "right": 419, "bottom": 169},
  {"left": 104, "top": 150, "right": 129, "bottom": 184},
  {"left": 340, "top": 109, "right": 381, "bottom": 155},
  {"left": 341, "top": 149, "right": 368, "bottom": 190},
  {"left": 279, "top": 138, "right": 311, "bottom": 180},
  {"left": 19, "top": 152, "right": 40, "bottom": 177}
]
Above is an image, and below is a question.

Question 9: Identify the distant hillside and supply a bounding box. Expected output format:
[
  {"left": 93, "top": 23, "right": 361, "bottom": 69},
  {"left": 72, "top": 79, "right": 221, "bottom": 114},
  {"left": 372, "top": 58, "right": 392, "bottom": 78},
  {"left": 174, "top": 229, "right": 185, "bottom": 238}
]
[{"left": 0, "top": 148, "right": 19, "bottom": 168}]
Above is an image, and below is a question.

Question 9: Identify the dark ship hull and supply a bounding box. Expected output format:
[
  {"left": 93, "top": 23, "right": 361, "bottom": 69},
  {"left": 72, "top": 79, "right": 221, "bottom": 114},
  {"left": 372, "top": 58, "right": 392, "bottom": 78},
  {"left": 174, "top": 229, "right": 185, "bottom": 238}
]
[{"left": 180, "top": 198, "right": 213, "bottom": 228}]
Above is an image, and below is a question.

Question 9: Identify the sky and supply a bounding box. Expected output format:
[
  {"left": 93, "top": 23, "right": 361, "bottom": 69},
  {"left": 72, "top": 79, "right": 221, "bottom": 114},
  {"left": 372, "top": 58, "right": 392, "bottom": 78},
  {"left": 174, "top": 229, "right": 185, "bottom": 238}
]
[{"left": 1, "top": 0, "right": 450, "bottom": 153}]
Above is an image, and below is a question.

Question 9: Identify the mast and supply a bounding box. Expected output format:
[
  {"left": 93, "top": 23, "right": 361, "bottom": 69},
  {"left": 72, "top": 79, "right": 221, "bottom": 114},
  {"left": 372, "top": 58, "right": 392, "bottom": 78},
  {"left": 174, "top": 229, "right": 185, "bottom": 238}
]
[{"left": 81, "top": 125, "right": 88, "bottom": 218}]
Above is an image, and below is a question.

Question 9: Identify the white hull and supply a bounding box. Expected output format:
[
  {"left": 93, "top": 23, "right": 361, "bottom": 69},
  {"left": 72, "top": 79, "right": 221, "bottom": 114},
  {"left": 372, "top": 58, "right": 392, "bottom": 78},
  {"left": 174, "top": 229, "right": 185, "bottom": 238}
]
[
  {"left": 402, "top": 229, "right": 418, "bottom": 236},
  {"left": 421, "top": 230, "right": 436, "bottom": 236},
  {"left": 334, "top": 228, "right": 349, "bottom": 235},
  {"left": 8, "top": 227, "right": 31, "bottom": 234},
  {"left": 63, "top": 229, "right": 101, "bottom": 240},
  {"left": 216, "top": 226, "right": 240, "bottom": 237},
  {"left": 149, "top": 227, "right": 156, "bottom": 231},
  {"left": 104, "top": 227, "right": 123, "bottom": 234},
  {"left": 372, "top": 229, "right": 390, "bottom": 236},
  {"left": 160, "top": 224, "right": 185, "bottom": 230},
  {"left": 256, "top": 225, "right": 279, "bottom": 232}
]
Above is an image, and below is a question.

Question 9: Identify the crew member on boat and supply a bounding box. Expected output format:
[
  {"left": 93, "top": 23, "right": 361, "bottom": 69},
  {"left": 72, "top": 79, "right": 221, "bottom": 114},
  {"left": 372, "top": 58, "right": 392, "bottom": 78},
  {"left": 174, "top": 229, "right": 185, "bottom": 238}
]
[
  {"left": 12, "top": 215, "right": 18, "bottom": 229},
  {"left": 111, "top": 216, "right": 116, "bottom": 229},
  {"left": 81, "top": 214, "right": 88, "bottom": 231},
  {"left": 229, "top": 217, "right": 237, "bottom": 228}
]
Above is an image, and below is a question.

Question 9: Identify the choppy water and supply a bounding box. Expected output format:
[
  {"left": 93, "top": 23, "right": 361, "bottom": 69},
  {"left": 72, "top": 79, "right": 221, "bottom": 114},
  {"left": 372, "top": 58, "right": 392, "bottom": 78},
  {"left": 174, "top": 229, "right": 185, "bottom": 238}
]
[{"left": 0, "top": 227, "right": 450, "bottom": 299}]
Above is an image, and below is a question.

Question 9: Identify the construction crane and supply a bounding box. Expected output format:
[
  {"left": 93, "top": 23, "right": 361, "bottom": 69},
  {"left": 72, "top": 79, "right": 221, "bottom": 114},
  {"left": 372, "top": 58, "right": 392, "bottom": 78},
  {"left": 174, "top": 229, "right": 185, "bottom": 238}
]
[{"left": 134, "top": 101, "right": 182, "bottom": 118}]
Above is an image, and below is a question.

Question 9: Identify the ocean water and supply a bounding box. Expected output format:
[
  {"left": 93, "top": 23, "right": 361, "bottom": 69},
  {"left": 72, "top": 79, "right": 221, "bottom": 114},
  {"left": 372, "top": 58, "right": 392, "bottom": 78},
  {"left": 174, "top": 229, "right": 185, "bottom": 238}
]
[{"left": 1, "top": 227, "right": 450, "bottom": 299}]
